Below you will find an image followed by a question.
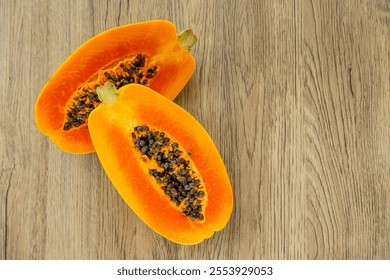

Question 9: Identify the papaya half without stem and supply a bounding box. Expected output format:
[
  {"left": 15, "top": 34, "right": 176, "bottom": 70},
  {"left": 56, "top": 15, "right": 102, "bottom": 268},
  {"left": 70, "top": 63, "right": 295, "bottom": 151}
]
[
  {"left": 89, "top": 82, "right": 233, "bottom": 245},
  {"left": 35, "top": 20, "right": 197, "bottom": 154}
]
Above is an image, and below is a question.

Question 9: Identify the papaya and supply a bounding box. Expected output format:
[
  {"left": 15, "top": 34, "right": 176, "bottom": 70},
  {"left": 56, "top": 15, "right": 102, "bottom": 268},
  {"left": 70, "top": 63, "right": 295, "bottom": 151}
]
[
  {"left": 35, "top": 20, "right": 197, "bottom": 154},
  {"left": 89, "top": 82, "right": 233, "bottom": 245}
]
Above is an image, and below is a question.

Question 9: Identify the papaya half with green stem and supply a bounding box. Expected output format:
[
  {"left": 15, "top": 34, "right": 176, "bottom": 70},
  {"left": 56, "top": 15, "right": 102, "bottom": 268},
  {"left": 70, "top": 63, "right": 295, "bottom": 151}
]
[
  {"left": 89, "top": 82, "right": 233, "bottom": 245},
  {"left": 35, "top": 20, "right": 197, "bottom": 154}
]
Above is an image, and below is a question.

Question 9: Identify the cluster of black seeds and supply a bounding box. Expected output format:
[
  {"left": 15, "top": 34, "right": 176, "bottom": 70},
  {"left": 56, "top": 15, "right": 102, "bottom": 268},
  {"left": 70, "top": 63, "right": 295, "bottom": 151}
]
[
  {"left": 105, "top": 54, "right": 157, "bottom": 89},
  {"left": 63, "top": 54, "right": 158, "bottom": 131},
  {"left": 63, "top": 90, "right": 100, "bottom": 130},
  {"left": 132, "top": 125, "right": 205, "bottom": 221}
]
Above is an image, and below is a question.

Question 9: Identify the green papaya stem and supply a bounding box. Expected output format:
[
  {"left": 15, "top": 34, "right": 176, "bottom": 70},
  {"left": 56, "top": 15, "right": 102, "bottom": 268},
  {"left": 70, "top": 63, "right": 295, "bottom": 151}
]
[
  {"left": 96, "top": 82, "right": 119, "bottom": 105},
  {"left": 178, "top": 29, "right": 198, "bottom": 50}
]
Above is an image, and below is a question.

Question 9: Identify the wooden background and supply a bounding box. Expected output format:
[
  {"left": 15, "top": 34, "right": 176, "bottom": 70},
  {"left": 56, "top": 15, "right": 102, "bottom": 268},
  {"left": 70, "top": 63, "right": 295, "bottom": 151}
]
[{"left": 0, "top": 0, "right": 389, "bottom": 260}]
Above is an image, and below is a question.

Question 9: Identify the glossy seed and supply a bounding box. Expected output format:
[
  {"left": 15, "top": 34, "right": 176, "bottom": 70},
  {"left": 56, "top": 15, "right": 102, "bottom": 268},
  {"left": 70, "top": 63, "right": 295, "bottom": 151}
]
[
  {"left": 172, "top": 142, "right": 179, "bottom": 149},
  {"left": 63, "top": 123, "right": 71, "bottom": 130}
]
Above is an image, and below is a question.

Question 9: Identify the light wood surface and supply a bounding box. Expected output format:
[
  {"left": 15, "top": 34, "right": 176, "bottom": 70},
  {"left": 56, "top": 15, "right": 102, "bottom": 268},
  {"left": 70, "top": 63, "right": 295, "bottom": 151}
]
[{"left": 0, "top": 0, "right": 389, "bottom": 260}]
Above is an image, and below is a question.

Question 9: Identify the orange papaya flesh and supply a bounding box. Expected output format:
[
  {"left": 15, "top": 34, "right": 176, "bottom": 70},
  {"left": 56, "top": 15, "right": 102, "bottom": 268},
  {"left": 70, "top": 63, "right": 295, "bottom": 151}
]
[
  {"left": 88, "top": 83, "right": 233, "bottom": 244},
  {"left": 35, "top": 20, "right": 197, "bottom": 154}
]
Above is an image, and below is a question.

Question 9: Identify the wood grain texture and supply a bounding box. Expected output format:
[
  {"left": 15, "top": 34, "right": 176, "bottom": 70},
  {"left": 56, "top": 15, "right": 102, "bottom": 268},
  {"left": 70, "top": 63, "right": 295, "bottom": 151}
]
[{"left": 0, "top": 0, "right": 389, "bottom": 259}]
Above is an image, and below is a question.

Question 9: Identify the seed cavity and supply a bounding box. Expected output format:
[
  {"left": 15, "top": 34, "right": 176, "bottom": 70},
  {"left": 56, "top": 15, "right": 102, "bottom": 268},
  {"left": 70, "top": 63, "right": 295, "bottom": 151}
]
[
  {"left": 63, "top": 91, "right": 100, "bottom": 130},
  {"left": 63, "top": 54, "right": 159, "bottom": 131},
  {"left": 132, "top": 125, "right": 205, "bottom": 221}
]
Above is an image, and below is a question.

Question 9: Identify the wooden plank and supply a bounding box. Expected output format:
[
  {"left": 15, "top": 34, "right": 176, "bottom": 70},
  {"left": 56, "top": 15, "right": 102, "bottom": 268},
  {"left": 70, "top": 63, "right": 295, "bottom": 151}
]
[{"left": 302, "top": 0, "right": 390, "bottom": 259}]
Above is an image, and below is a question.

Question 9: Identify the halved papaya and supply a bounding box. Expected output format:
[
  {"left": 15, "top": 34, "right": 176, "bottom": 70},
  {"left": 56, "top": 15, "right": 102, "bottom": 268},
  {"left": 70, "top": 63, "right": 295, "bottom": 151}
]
[
  {"left": 35, "top": 20, "right": 197, "bottom": 154},
  {"left": 89, "top": 83, "right": 233, "bottom": 244}
]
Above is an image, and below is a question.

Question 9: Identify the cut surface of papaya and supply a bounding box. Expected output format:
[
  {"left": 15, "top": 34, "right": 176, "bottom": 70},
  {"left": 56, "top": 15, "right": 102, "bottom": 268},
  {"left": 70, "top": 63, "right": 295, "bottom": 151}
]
[
  {"left": 88, "top": 83, "right": 233, "bottom": 245},
  {"left": 35, "top": 20, "right": 197, "bottom": 154}
]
